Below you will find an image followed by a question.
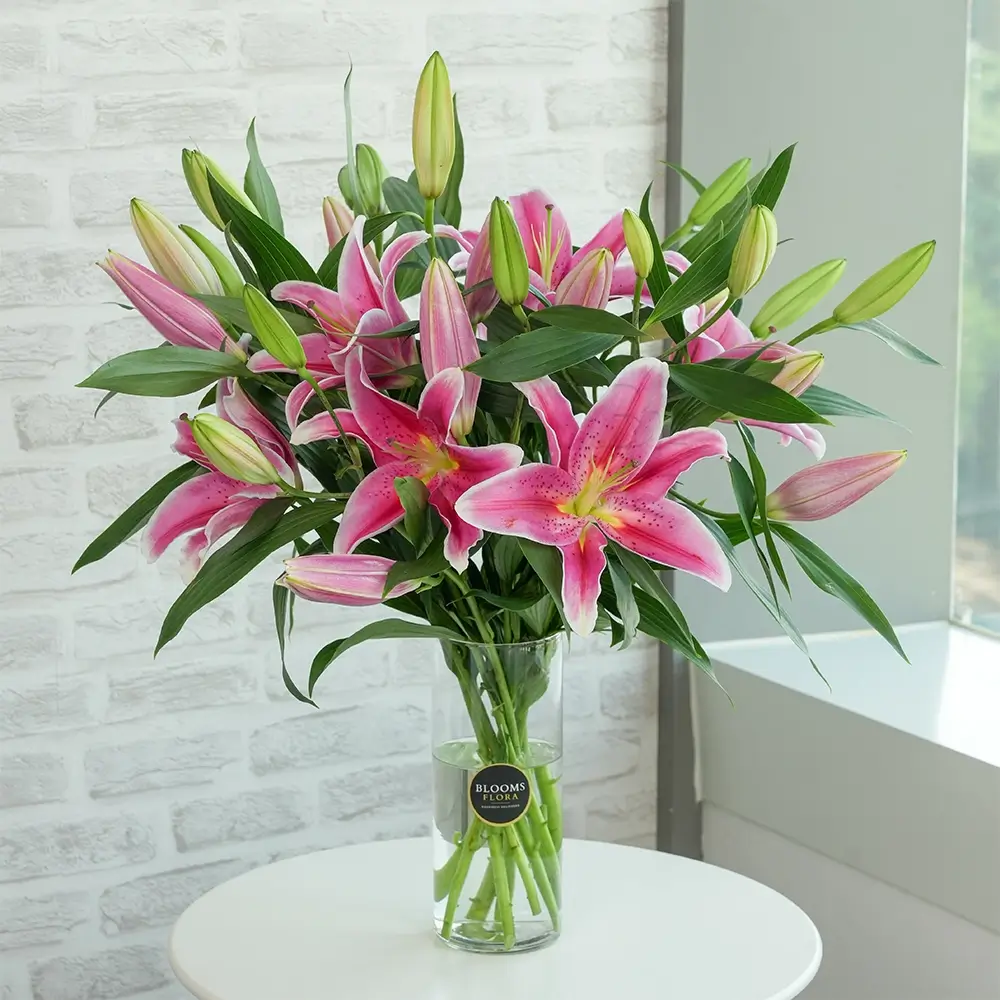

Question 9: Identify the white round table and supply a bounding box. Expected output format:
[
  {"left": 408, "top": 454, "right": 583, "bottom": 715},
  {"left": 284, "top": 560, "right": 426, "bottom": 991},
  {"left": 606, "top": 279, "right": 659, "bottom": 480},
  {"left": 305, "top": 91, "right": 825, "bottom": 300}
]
[{"left": 169, "top": 838, "right": 821, "bottom": 1000}]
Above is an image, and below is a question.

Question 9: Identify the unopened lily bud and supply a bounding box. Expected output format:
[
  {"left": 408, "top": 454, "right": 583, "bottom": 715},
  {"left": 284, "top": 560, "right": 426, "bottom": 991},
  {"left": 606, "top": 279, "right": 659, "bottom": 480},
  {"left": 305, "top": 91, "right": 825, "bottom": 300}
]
[
  {"left": 488, "top": 197, "right": 529, "bottom": 307},
  {"left": 555, "top": 248, "right": 614, "bottom": 309},
  {"left": 772, "top": 351, "right": 824, "bottom": 397},
  {"left": 622, "top": 208, "right": 654, "bottom": 280},
  {"left": 750, "top": 259, "right": 846, "bottom": 337},
  {"left": 243, "top": 284, "right": 307, "bottom": 372},
  {"left": 412, "top": 51, "right": 455, "bottom": 200},
  {"left": 323, "top": 195, "right": 355, "bottom": 247},
  {"left": 190, "top": 413, "right": 284, "bottom": 486},
  {"left": 129, "top": 199, "right": 222, "bottom": 296},
  {"left": 281, "top": 553, "right": 420, "bottom": 605},
  {"left": 337, "top": 164, "right": 357, "bottom": 212},
  {"left": 182, "top": 149, "right": 258, "bottom": 231},
  {"left": 355, "top": 144, "right": 387, "bottom": 218},
  {"left": 766, "top": 451, "right": 906, "bottom": 521},
  {"left": 177, "top": 224, "right": 244, "bottom": 297},
  {"left": 728, "top": 205, "right": 778, "bottom": 298},
  {"left": 687, "top": 157, "right": 751, "bottom": 227},
  {"left": 832, "top": 241, "right": 936, "bottom": 325}
]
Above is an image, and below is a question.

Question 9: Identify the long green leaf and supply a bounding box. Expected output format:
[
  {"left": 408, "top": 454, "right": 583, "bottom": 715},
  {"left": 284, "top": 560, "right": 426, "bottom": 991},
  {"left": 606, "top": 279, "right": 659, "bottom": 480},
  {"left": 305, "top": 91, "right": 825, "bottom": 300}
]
[
  {"left": 844, "top": 318, "right": 941, "bottom": 366},
  {"left": 645, "top": 227, "right": 739, "bottom": 325},
  {"left": 633, "top": 588, "right": 716, "bottom": 679},
  {"left": 669, "top": 364, "right": 831, "bottom": 425},
  {"left": 316, "top": 211, "right": 414, "bottom": 288},
  {"left": 208, "top": 172, "right": 318, "bottom": 291},
  {"left": 609, "top": 543, "right": 692, "bottom": 641},
  {"left": 273, "top": 583, "right": 314, "bottom": 706},
  {"left": 661, "top": 160, "right": 706, "bottom": 195},
  {"left": 223, "top": 223, "right": 262, "bottom": 289},
  {"left": 78, "top": 346, "right": 248, "bottom": 397},
  {"left": 383, "top": 537, "right": 449, "bottom": 595},
  {"left": 752, "top": 144, "right": 796, "bottom": 210},
  {"left": 771, "top": 523, "right": 907, "bottom": 660},
  {"left": 606, "top": 556, "right": 639, "bottom": 649},
  {"left": 468, "top": 328, "right": 620, "bottom": 382},
  {"left": 728, "top": 454, "right": 780, "bottom": 606},
  {"left": 244, "top": 118, "right": 283, "bottom": 234},
  {"left": 639, "top": 182, "right": 671, "bottom": 303},
  {"left": 798, "top": 385, "right": 898, "bottom": 424},
  {"left": 195, "top": 294, "right": 316, "bottom": 335},
  {"left": 436, "top": 96, "right": 464, "bottom": 228},
  {"left": 531, "top": 305, "right": 640, "bottom": 339},
  {"left": 679, "top": 186, "right": 749, "bottom": 262},
  {"left": 308, "top": 619, "right": 464, "bottom": 696},
  {"left": 737, "top": 423, "right": 789, "bottom": 592},
  {"left": 74, "top": 462, "right": 201, "bottom": 572},
  {"left": 157, "top": 499, "right": 343, "bottom": 652}
]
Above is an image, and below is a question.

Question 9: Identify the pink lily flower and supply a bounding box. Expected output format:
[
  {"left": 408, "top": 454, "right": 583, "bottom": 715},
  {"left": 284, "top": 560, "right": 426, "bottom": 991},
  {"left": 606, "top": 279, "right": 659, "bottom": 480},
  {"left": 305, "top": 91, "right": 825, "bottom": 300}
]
[
  {"left": 280, "top": 553, "right": 421, "bottom": 605},
  {"left": 420, "top": 258, "right": 482, "bottom": 437},
  {"left": 144, "top": 380, "right": 299, "bottom": 576},
  {"left": 766, "top": 451, "right": 907, "bottom": 521},
  {"left": 302, "top": 349, "right": 522, "bottom": 572},
  {"left": 554, "top": 248, "right": 615, "bottom": 309},
  {"left": 99, "top": 252, "right": 234, "bottom": 354},
  {"left": 459, "top": 209, "right": 499, "bottom": 322},
  {"left": 455, "top": 358, "right": 731, "bottom": 635},
  {"left": 323, "top": 196, "right": 355, "bottom": 247}
]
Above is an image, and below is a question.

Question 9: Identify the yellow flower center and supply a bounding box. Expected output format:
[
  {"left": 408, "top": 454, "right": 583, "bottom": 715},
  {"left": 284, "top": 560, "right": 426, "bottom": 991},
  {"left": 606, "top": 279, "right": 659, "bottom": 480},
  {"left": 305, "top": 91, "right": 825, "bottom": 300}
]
[
  {"left": 392, "top": 434, "right": 458, "bottom": 483},
  {"left": 532, "top": 204, "right": 566, "bottom": 288}
]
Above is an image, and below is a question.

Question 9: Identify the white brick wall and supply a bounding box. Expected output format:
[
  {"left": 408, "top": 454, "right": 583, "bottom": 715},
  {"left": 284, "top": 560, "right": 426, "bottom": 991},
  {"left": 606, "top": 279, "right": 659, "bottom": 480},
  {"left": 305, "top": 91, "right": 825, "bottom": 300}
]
[{"left": 0, "top": 1, "right": 667, "bottom": 996}]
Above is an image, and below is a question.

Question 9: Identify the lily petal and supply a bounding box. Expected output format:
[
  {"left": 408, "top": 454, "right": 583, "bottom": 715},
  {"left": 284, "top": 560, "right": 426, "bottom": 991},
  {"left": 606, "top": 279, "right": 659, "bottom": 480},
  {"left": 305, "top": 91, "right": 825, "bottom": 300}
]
[
  {"left": 217, "top": 381, "right": 297, "bottom": 484},
  {"left": 744, "top": 420, "right": 827, "bottom": 459},
  {"left": 346, "top": 349, "right": 433, "bottom": 453},
  {"left": 281, "top": 553, "right": 420, "bottom": 605},
  {"left": 464, "top": 209, "right": 499, "bottom": 322},
  {"left": 333, "top": 461, "right": 419, "bottom": 554},
  {"left": 289, "top": 408, "right": 385, "bottom": 460},
  {"left": 272, "top": 281, "right": 357, "bottom": 340},
  {"left": 248, "top": 332, "right": 339, "bottom": 375},
  {"left": 571, "top": 211, "right": 626, "bottom": 266},
  {"left": 429, "top": 486, "right": 482, "bottom": 573},
  {"left": 142, "top": 471, "right": 238, "bottom": 561},
  {"left": 599, "top": 494, "right": 731, "bottom": 591},
  {"left": 454, "top": 463, "right": 584, "bottom": 547},
  {"left": 380, "top": 230, "right": 431, "bottom": 326},
  {"left": 609, "top": 265, "right": 653, "bottom": 305},
  {"left": 554, "top": 248, "right": 614, "bottom": 309},
  {"left": 514, "top": 376, "right": 578, "bottom": 470},
  {"left": 338, "top": 215, "right": 384, "bottom": 318},
  {"left": 568, "top": 357, "right": 668, "bottom": 488},
  {"left": 172, "top": 418, "right": 211, "bottom": 469},
  {"left": 622, "top": 427, "right": 729, "bottom": 498},
  {"left": 510, "top": 190, "right": 572, "bottom": 288},
  {"left": 416, "top": 367, "right": 465, "bottom": 441},
  {"left": 284, "top": 374, "right": 345, "bottom": 429},
  {"left": 559, "top": 523, "right": 607, "bottom": 636}
]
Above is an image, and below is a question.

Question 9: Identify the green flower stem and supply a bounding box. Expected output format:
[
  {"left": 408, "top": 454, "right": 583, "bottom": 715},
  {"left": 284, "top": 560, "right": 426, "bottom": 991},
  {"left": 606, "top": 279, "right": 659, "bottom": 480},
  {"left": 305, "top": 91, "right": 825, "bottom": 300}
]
[
  {"left": 631, "top": 281, "right": 643, "bottom": 328},
  {"left": 661, "top": 220, "right": 693, "bottom": 250},
  {"left": 506, "top": 826, "right": 542, "bottom": 916},
  {"left": 527, "top": 796, "right": 560, "bottom": 892},
  {"left": 536, "top": 766, "right": 562, "bottom": 851},
  {"left": 463, "top": 863, "right": 496, "bottom": 923},
  {"left": 424, "top": 197, "right": 438, "bottom": 258},
  {"left": 440, "top": 818, "right": 483, "bottom": 940},
  {"left": 787, "top": 316, "right": 838, "bottom": 346},
  {"left": 250, "top": 371, "right": 292, "bottom": 396},
  {"left": 522, "top": 826, "right": 560, "bottom": 931},
  {"left": 488, "top": 831, "right": 515, "bottom": 950},
  {"left": 434, "top": 847, "right": 462, "bottom": 903}
]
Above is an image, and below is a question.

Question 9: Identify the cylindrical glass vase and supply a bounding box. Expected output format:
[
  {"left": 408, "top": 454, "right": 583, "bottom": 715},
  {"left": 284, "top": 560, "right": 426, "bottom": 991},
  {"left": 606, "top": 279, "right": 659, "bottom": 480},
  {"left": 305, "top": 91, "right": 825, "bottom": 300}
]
[{"left": 432, "top": 635, "right": 563, "bottom": 953}]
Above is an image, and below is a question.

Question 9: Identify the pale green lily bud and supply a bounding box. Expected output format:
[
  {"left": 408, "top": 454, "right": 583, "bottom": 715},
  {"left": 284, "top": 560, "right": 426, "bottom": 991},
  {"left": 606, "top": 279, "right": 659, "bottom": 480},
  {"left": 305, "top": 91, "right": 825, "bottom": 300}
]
[
  {"left": 728, "top": 205, "right": 778, "bottom": 298},
  {"left": 182, "top": 149, "right": 258, "bottom": 231},
  {"left": 129, "top": 199, "right": 222, "bottom": 296},
  {"left": 622, "top": 208, "right": 654, "bottom": 280},
  {"left": 178, "top": 224, "right": 244, "bottom": 297},
  {"left": 337, "top": 164, "right": 357, "bottom": 212},
  {"left": 772, "top": 351, "right": 824, "bottom": 396},
  {"left": 489, "top": 197, "right": 529, "bottom": 307},
  {"left": 243, "top": 284, "right": 306, "bottom": 372},
  {"left": 750, "top": 259, "right": 846, "bottom": 337},
  {"left": 412, "top": 51, "right": 455, "bottom": 200},
  {"left": 190, "top": 413, "right": 283, "bottom": 486},
  {"left": 832, "top": 241, "right": 936, "bottom": 325},
  {"left": 687, "top": 157, "right": 751, "bottom": 227},
  {"left": 355, "top": 143, "right": 387, "bottom": 218}
]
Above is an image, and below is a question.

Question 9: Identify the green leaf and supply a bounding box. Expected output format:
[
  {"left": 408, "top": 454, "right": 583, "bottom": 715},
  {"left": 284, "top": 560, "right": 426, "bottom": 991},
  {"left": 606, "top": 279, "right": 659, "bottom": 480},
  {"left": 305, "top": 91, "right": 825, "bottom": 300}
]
[
  {"left": 531, "top": 305, "right": 640, "bottom": 339},
  {"left": 157, "top": 499, "right": 343, "bottom": 652},
  {"left": 645, "top": 227, "right": 739, "bottom": 326},
  {"left": 633, "top": 588, "right": 716, "bottom": 678},
  {"left": 273, "top": 583, "right": 314, "bottom": 706},
  {"left": 224, "top": 223, "right": 262, "bottom": 289},
  {"left": 737, "top": 423, "right": 789, "bottom": 592},
  {"left": 679, "top": 186, "right": 750, "bottom": 262},
  {"left": 208, "top": 172, "right": 318, "bottom": 291},
  {"left": 751, "top": 144, "right": 796, "bottom": 210},
  {"left": 470, "top": 589, "right": 544, "bottom": 612},
  {"left": 606, "top": 556, "right": 639, "bottom": 648},
  {"left": 728, "top": 454, "right": 780, "bottom": 606},
  {"left": 394, "top": 476, "right": 431, "bottom": 551},
  {"left": 517, "top": 538, "right": 570, "bottom": 632},
  {"left": 93, "top": 390, "right": 117, "bottom": 417},
  {"left": 393, "top": 261, "right": 426, "bottom": 301},
  {"left": 661, "top": 160, "right": 706, "bottom": 195},
  {"left": 74, "top": 462, "right": 201, "bottom": 572},
  {"left": 308, "top": 619, "right": 464, "bottom": 696},
  {"left": 798, "top": 385, "right": 897, "bottom": 424},
  {"left": 78, "top": 346, "right": 249, "bottom": 397},
  {"left": 467, "top": 327, "right": 620, "bottom": 382},
  {"left": 316, "top": 211, "right": 415, "bottom": 288},
  {"left": 436, "top": 96, "right": 464, "bottom": 228},
  {"left": 844, "top": 317, "right": 941, "bottom": 366},
  {"left": 771, "top": 523, "right": 907, "bottom": 661},
  {"left": 639, "top": 183, "right": 671, "bottom": 303},
  {"left": 244, "top": 118, "right": 283, "bottom": 234},
  {"left": 609, "top": 543, "right": 691, "bottom": 638},
  {"left": 383, "top": 534, "right": 449, "bottom": 595},
  {"left": 668, "top": 364, "right": 831, "bottom": 425},
  {"left": 194, "top": 295, "right": 317, "bottom": 335}
]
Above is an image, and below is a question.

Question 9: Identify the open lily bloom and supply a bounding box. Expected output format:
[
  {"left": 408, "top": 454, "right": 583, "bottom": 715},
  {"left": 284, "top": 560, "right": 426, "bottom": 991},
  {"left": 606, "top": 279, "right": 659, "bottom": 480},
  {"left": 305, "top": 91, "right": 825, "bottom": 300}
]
[
  {"left": 144, "top": 380, "right": 299, "bottom": 576},
  {"left": 456, "top": 358, "right": 731, "bottom": 635},
  {"left": 300, "top": 349, "right": 522, "bottom": 572}
]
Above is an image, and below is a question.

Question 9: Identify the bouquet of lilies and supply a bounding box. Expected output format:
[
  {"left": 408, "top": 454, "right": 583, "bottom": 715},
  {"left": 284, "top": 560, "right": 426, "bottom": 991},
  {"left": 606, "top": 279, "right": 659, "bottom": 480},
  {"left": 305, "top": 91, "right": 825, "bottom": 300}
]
[{"left": 75, "top": 52, "right": 935, "bottom": 949}]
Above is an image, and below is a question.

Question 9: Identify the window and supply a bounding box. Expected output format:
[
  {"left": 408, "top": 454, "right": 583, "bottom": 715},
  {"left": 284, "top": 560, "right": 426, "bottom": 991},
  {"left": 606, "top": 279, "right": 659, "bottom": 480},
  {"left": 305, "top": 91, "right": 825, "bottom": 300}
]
[{"left": 955, "top": 0, "right": 1000, "bottom": 634}]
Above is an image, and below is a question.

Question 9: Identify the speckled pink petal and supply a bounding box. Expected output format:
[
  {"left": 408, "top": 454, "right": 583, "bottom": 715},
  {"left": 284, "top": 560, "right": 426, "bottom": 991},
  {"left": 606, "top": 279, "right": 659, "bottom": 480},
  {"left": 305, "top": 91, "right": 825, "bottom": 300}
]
[{"left": 559, "top": 524, "right": 607, "bottom": 636}]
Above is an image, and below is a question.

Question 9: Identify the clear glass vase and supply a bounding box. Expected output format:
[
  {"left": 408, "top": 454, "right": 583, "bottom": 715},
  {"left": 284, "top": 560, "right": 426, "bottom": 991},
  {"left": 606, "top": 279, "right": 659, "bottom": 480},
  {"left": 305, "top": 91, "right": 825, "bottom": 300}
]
[{"left": 432, "top": 634, "right": 563, "bottom": 953}]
